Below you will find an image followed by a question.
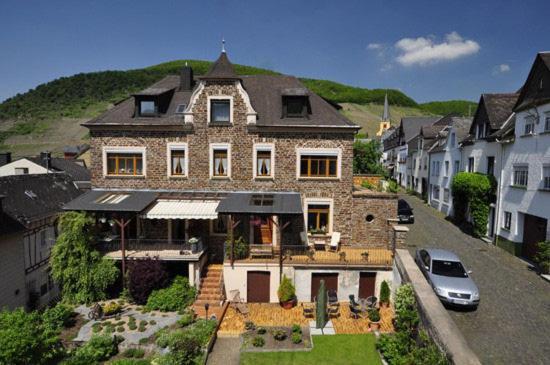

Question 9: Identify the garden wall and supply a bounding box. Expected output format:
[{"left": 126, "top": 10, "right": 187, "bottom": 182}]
[{"left": 393, "top": 249, "right": 481, "bottom": 365}]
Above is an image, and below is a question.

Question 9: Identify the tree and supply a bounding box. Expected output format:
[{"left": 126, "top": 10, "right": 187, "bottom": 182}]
[
  {"left": 50, "top": 211, "right": 119, "bottom": 304},
  {"left": 353, "top": 139, "right": 386, "bottom": 175},
  {"left": 0, "top": 308, "right": 63, "bottom": 365},
  {"left": 127, "top": 258, "right": 169, "bottom": 304}
]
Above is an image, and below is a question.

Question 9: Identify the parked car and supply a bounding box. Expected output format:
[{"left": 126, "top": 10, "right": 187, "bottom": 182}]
[
  {"left": 415, "top": 248, "right": 479, "bottom": 309},
  {"left": 398, "top": 199, "right": 414, "bottom": 223}
]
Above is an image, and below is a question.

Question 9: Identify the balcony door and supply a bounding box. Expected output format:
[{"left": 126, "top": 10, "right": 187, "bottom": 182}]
[{"left": 251, "top": 216, "right": 273, "bottom": 245}]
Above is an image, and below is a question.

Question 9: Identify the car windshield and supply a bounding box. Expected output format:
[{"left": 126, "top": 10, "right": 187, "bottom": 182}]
[{"left": 431, "top": 260, "right": 468, "bottom": 277}]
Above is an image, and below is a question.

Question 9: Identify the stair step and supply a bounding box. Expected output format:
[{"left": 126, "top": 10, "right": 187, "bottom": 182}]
[
  {"left": 194, "top": 299, "right": 224, "bottom": 306},
  {"left": 198, "top": 294, "right": 224, "bottom": 301},
  {"left": 200, "top": 287, "right": 221, "bottom": 294}
]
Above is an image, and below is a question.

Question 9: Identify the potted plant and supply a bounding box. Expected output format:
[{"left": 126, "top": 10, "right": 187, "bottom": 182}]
[
  {"left": 379, "top": 280, "right": 390, "bottom": 308},
  {"left": 368, "top": 308, "right": 381, "bottom": 331},
  {"left": 534, "top": 240, "right": 550, "bottom": 276},
  {"left": 277, "top": 275, "right": 297, "bottom": 309},
  {"left": 188, "top": 237, "right": 199, "bottom": 252}
]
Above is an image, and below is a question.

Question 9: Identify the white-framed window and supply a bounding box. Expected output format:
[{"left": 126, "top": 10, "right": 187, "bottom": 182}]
[
  {"left": 167, "top": 143, "right": 188, "bottom": 177},
  {"left": 102, "top": 147, "right": 146, "bottom": 177},
  {"left": 209, "top": 143, "right": 231, "bottom": 178},
  {"left": 503, "top": 211, "right": 512, "bottom": 230},
  {"left": 468, "top": 157, "right": 474, "bottom": 172},
  {"left": 253, "top": 143, "right": 275, "bottom": 179},
  {"left": 139, "top": 100, "right": 156, "bottom": 116},
  {"left": 512, "top": 165, "right": 528, "bottom": 187},
  {"left": 450, "top": 132, "right": 456, "bottom": 147},
  {"left": 443, "top": 188, "right": 450, "bottom": 203},
  {"left": 432, "top": 185, "right": 440, "bottom": 201},
  {"left": 444, "top": 161, "right": 449, "bottom": 177},
  {"left": 207, "top": 96, "right": 233, "bottom": 124},
  {"left": 14, "top": 167, "right": 29, "bottom": 175},
  {"left": 542, "top": 165, "right": 550, "bottom": 190},
  {"left": 524, "top": 116, "right": 535, "bottom": 135},
  {"left": 454, "top": 160, "right": 460, "bottom": 174},
  {"left": 296, "top": 148, "right": 341, "bottom": 179},
  {"left": 304, "top": 198, "right": 333, "bottom": 235},
  {"left": 210, "top": 215, "right": 229, "bottom": 236},
  {"left": 545, "top": 112, "right": 550, "bottom": 132}
]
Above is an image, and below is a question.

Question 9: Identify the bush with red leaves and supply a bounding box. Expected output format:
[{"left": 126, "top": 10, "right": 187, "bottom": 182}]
[{"left": 127, "top": 258, "right": 169, "bottom": 304}]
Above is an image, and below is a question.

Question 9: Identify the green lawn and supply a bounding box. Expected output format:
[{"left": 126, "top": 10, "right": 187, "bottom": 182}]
[{"left": 240, "top": 334, "right": 382, "bottom": 365}]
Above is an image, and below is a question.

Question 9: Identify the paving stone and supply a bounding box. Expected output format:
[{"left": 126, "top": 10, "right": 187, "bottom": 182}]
[{"left": 402, "top": 195, "right": 550, "bottom": 365}]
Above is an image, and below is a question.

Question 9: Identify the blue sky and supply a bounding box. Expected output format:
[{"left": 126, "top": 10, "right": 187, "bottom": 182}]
[{"left": 0, "top": 0, "right": 549, "bottom": 103}]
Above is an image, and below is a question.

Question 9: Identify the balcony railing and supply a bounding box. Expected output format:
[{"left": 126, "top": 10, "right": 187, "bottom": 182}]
[{"left": 96, "top": 238, "right": 204, "bottom": 256}]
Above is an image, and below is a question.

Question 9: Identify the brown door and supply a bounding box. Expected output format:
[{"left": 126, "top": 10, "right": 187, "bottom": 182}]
[
  {"left": 247, "top": 271, "right": 270, "bottom": 303},
  {"left": 358, "top": 272, "right": 377, "bottom": 299},
  {"left": 523, "top": 214, "right": 547, "bottom": 261},
  {"left": 253, "top": 216, "right": 273, "bottom": 245},
  {"left": 311, "top": 273, "right": 338, "bottom": 301}
]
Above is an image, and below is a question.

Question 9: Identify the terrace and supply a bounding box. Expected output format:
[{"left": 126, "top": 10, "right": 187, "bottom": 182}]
[{"left": 97, "top": 238, "right": 206, "bottom": 261}]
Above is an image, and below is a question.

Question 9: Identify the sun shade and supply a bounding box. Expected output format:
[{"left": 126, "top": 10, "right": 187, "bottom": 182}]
[{"left": 142, "top": 199, "right": 220, "bottom": 219}]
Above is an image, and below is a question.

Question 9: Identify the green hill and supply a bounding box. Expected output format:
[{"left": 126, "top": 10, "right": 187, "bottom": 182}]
[
  {"left": 419, "top": 100, "right": 477, "bottom": 117},
  {"left": 0, "top": 59, "right": 476, "bottom": 155}
]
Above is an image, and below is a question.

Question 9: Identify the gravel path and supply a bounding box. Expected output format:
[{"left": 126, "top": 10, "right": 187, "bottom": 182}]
[
  {"left": 402, "top": 195, "right": 550, "bottom": 365},
  {"left": 207, "top": 337, "right": 241, "bottom": 365}
]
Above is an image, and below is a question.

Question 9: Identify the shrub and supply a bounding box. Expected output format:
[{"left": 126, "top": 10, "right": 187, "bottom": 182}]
[
  {"left": 117, "top": 326, "right": 125, "bottom": 333},
  {"left": 0, "top": 308, "right": 63, "bottom": 365},
  {"left": 534, "top": 241, "right": 550, "bottom": 274},
  {"left": 92, "top": 323, "right": 103, "bottom": 333},
  {"left": 387, "top": 180, "right": 399, "bottom": 193},
  {"left": 122, "top": 348, "right": 146, "bottom": 358},
  {"left": 67, "top": 334, "right": 119, "bottom": 364},
  {"left": 138, "top": 321, "right": 147, "bottom": 332},
  {"left": 127, "top": 258, "right": 169, "bottom": 304},
  {"left": 353, "top": 139, "right": 386, "bottom": 175},
  {"left": 110, "top": 359, "right": 151, "bottom": 365},
  {"left": 394, "top": 284, "right": 419, "bottom": 333},
  {"left": 244, "top": 321, "right": 256, "bottom": 331},
  {"left": 252, "top": 336, "right": 265, "bottom": 347},
  {"left": 177, "top": 312, "right": 194, "bottom": 327},
  {"left": 188, "top": 319, "right": 217, "bottom": 345},
  {"left": 224, "top": 236, "right": 249, "bottom": 260},
  {"left": 149, "top": 320, "right": 157, "bottom": 325},
  {"left": 273, "top": 329, "right": 287, "bottom": 341},
  {"left": 361, "top": 180, "right": 377, "bottom": 190},
  {"left": 257, "top": 327, "right": 266, "bottom": 335},
  {"left": 116, "top": 320, "right": 126, "bottom": 326},
  {"left": 277, "top": 275, "right": 296, "bottom": 303},
  {"left": 291, "top": 324, "right": 301, "bottom": 334},
  {"left": 146, "top": 276, "right": 196, "bottom": 312},
  {"left": 368, "top": 308, "right": 381, "bottom": 322},
  {"left": 42, "top": 302, "right": 74, "bottom": 332},
  {"left": 103, "top": 302, "right": 122, "bottom": 316},
  {"left": 379, "top": 280, "right": 391, "bottom": 305},
  {"left": 291, "top": 332, "right": 302, "bottom": 344}
]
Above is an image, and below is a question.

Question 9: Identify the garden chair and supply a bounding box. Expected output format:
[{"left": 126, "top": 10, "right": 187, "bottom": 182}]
[
  {"left": 349, "top": 304, "right": 363, "bottom": 319},
  {"left": 328, "top": 304, "right": 339, "bottom": 318},
  {"left": 229, "top": 289, "right": 249, "bottom": 316},
  {"left": 302, "top": 303, "right": 314, "bottom": 318},
  {"left": 300, "top": 231, "right": 314, "bottom": 249},
  {"left": 329, "top": 232, "right": 341, "bottom": 252},
  {"left": 328, "top": 289, "right": 338, "bottom": 306},
  {"left": 365, "top": 296, "right": 378, "bottom": 309},
  {"left": 349, "top": 294, "right": 360, "bottom": 309}
]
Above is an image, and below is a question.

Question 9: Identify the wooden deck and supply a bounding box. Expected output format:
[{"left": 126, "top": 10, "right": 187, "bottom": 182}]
[
  {"left": 231, "top": 247, "right": 393, "bottom": 267},
  {"left": 218, "top": 302, "right": 394, "bottom": 336}
]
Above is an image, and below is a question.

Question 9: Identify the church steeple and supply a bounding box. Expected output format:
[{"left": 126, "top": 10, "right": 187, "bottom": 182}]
[{"left": 376, "top": 92, "right": 391, "bottom": 136}]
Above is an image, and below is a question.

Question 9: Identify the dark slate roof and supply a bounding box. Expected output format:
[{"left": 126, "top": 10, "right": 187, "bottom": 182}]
[
  {"left": 200, "top": 52, "right": 239, "bottom": 80},
  {"left": 488, "top": 114, "right": 516, "bottom": 141},
  {"left": 429, "top": 117, "right": 472, "bottom": 153},
  {"left": 0, "top": 174, "right": 82, "bottom": 226},
  {"left": 63, "top": 190, "right": 158, "bottom": 213},
  {"left": 514, "top": 52, "right": 550, "bottom": 111},
  {"left": 28, "top": 157, "right": 91, "bottom": 182},
  {"left": 84, "top": 74, "right": 357, "bottom": 130},
  {"left": 401, "top": 117, "right": 441, "bottom": 142},
  {"left": 480, "top": 93, "right": 518, "bottom": 129},
  {"left": 217, "top": 192, "right": 303, "bottom": 215}
]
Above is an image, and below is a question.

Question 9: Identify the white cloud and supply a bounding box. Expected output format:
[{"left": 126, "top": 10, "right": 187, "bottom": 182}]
[
  {"left": 367, "top": 43, "right": 382, "bottom": 50},
  {"left": 498, "top": 64, "right": 511, "bottom": 72},
  {"left": 395, "top": 32, "right": 480, "bottom": 66}
]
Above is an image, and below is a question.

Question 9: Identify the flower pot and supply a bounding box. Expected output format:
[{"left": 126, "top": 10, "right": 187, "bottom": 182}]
[
  {"left": 380, "top": 301, "right": 389, "bottom": 309},
  {"left": 280, "top": 299, "right": 296, "bottom": 309},
  {"left": 369, "top": 321, "right": 381, "bottom": 331}
]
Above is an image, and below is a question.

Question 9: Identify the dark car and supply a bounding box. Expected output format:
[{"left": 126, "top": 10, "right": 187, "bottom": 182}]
[{"left": 398, "top": 199, "right": 414, "bottom": 223}]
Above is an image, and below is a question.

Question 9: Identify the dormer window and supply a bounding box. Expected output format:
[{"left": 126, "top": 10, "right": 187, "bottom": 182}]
[
  {"left": 175, "top": 104, "right": 187, "bottom": 114},
  {"left": 139, "top": 100, "right": 156, "bottom": 116},
  {"left": 210, "top": 98, "right": 231, "bottom": 123},
  {"left": 283, "top": 96, "right": 308, "bottom": 118}
]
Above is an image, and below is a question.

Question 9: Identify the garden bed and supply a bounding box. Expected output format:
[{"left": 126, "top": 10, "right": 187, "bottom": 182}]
[{"left": 241, "top": 325, "right": 312, "bottom": 352}]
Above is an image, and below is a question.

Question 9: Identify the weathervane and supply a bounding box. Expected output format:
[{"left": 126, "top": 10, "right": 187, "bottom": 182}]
[{"left": 222, "top": 37, "right": 226, "bottom": 53}]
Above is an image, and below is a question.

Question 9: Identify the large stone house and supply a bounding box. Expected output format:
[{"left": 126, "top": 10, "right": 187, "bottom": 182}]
[
  {"left": 64, "top": 51, "right": 404, "bottom": 308},
  {"left": 0, "top": 174, "right": 82, "bottom": 310},
  {"left": 497, "top": 52, "right": 550, "bottom": 260}
]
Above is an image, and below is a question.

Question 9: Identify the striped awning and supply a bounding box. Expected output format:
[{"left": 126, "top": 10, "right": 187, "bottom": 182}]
[{"left": 142, "top": 199, "right": 220, "bottom": 220}]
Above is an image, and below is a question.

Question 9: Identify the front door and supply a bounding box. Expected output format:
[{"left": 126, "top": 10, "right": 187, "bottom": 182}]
[
  {"left": 488, "top": 206, "right": 495, "bottom": 238},
  {"left": 253, "top": 216, "right": 273, "bottom": 245},
  {"left": 358, "top": 272, "right": 377, "bottom": 299},
  {"left": 522, "top": 214, "right": 547, "bottom": 261},
  {"left": 311, "top": 273, "right": 338, "bottom": 302},
  {"left": 247, "top": 271, "right": 270, "bottom": 303}
]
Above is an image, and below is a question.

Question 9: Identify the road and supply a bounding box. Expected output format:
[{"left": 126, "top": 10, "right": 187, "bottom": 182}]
[{"left": 401, "top": 195, "right": 550, "bottom": 365}]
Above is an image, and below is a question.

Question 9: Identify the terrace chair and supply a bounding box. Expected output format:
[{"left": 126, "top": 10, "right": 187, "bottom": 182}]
[
  {"left": 329, "top": 232, "right": 341, "bottom": 252},
  {"left": 349, "top": 294, "right": 360, "bottom": 309},
  {"left": 328, "top": 290, "right": 338, "bottom": 306},
  {"left": 300, "top": 231, "right": 314, "bottom": 249},
  {"left": 229, "top": 289, "right": 249, "bottom": 316},
  {"left": 365, "top": 296, "right": 378, "bottom": 310},
  {"left": 328, "top": 304, "right": 339, "bottom": 318},
  {"left": 302, "top": 303, "right": 314, "bottom": 319},
  {"left": 349, "top": 304, "right": 363, "bottom": 319}
]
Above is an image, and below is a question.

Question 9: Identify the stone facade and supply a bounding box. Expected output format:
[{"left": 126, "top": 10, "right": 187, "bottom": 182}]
[
  {"left": 90, "top": 80, "right": 359, "bottom": 243},
  {"left": 351, "top": 190, "right": 398, "bottom": 247}
]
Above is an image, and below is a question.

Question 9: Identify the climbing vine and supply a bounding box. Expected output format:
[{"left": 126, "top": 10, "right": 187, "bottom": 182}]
[{"left": 451, "top": 172, "right": 496, "bottom": 237}]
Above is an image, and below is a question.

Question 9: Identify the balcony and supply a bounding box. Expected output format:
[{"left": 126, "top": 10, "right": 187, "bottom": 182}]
[
  {"left": 226, "top": 244, "right": 393, "bottom": 268},
  {"left": 96, "top": 238, "right": 206, "bottom": 261}
]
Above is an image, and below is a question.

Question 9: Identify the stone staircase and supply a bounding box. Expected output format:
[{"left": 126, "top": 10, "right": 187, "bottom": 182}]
[{"left": 193, "top": 264, "right": 225, "bottom": 318}]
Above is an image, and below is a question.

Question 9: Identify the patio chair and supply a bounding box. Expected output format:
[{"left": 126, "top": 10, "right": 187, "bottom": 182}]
[
  {"left": 365, "top": 296, "right": 378, "bottom": 309},
  {"left": 328, "top": 304, "right": 340, "bottom": 318},
  {"left": 302, "top": 303, "right": 314, "bottom": 318},
  {"left": 349, "top": 294, "right": 360, "bottom": 309},
  {"left": 349, "top": 304, "right": 363, "bottom": 319},
  {"left": 300, "top": 231, "right": 314, "bottom": 249},
  {"left": 328, "top": 290, "right": 338, "bottom": 306},
  {"left": 329, "top": 232, "right": 341, "bottom": 252},
  {"left": 229, "top": 289, "right": 249, "bottom": 316}
]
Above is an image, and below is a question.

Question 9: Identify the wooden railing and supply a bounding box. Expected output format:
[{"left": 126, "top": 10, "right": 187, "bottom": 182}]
[{"left": 96, "top": 238, "right": 204, "bottom": 255}]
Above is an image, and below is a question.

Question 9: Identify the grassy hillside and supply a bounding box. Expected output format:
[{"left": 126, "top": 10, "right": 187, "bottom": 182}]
[
  {"left": 419, "top": 100, "right": 477, "bottom": 117},
  {"left": 0, "top": 59, "right": 475, "bottom": 156}
]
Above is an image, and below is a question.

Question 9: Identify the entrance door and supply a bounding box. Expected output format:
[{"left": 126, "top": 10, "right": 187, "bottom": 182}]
[
  {"left": 358, "top": 272, "right": 377, "bottom": 299},
  {"left": 253, "top": 216, "right": 273, "bottom": 245},
  {"left": 488, "top": 207, "right": 495, "bottom": 238},
  {"left": 247, "top": 271, "right": 270, "bottom": 303},
  {"left": 523, "top": 214, "right": 547, "bottom": 261},
  {"left": 311, "top": 273, "right": 338, "bottom": 302}
]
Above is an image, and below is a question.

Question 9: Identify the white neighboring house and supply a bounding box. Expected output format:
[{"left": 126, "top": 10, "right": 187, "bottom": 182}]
[
  {"left": 427, "top": 118, "right": 472, "bottom": 216},
  {"left": 497, "top": 52, "right": 550, "bottom": 261},
  {"left": 460, "top": 93, "right": 518, "bottom": 239}
]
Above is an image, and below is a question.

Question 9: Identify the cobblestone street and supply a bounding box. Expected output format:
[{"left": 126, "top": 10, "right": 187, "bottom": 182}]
[{"left": 402, "top": 195, "right": 550, "bottom": 364}]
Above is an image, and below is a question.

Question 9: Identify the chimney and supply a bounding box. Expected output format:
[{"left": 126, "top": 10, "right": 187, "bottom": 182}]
[
  {"left": 180, "top": 64, "right": 194, "bottom": 91},
  {"left": 40, "top": 151, "right": 52, "bottom": 170},
  {"left": 0, "top": 152, "right": 11, "bottom": 167}
]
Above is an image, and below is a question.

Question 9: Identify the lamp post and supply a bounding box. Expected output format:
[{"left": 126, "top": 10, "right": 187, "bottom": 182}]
[{"left": 204, "top": 303, "right": 210, "bottom": 320}]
